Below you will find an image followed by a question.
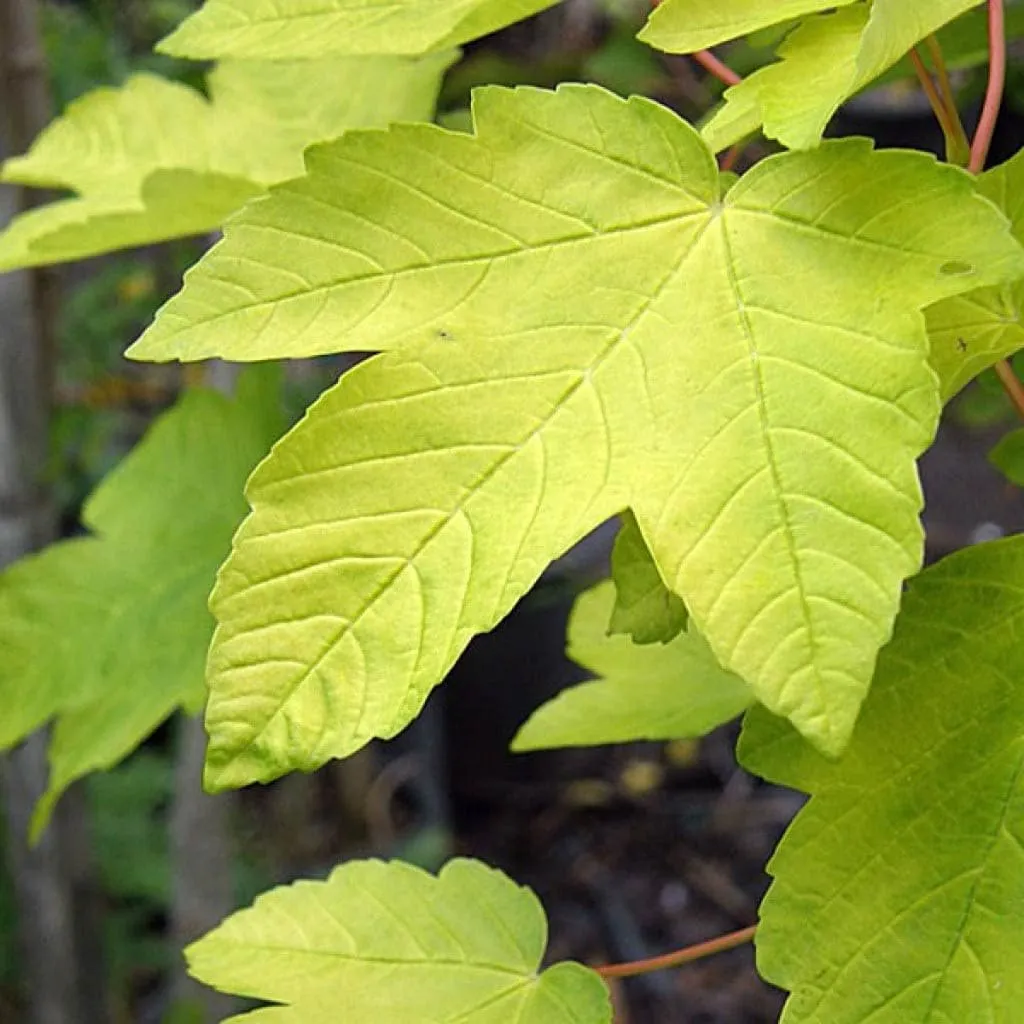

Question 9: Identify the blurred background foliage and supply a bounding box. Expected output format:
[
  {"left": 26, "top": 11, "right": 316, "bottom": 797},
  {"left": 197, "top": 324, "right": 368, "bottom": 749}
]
[
  {"left": 3, "top": 2, "right": 1024, "bottom": 1020},
  {"left": 42, "top": 0, "right": 202, "bottom": 107}
]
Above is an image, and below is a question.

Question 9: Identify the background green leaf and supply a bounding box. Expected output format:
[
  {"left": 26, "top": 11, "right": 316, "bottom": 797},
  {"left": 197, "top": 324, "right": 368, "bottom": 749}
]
[
  {"left": 512, "top": 582, "right": 751, "bottom": 751},
  {"left": 142, "top": 88, "right": 1023, "bottom": 786},
  {"left": 740, "top": 536, "right": 1024, "bottom": 1023},
  {"left": 0, "top": 54, "right": 451, "bottom": 269},
  {"left": 877, "top": 4, "right": 1024, "bottom": 87},
  {"left": 927, "top": 149, "right": 1024, "bottom": 401},
  {"left": 639, "top": 0, "right": 856, "bottom": 54},
  {"left": 701, "top": 1, "right": 982, "bottom": 152},
  {"left": 186, "top": 858, "right": 611, "bottom": 1022},
  {"left": 158, "top": 0, "right": 562, "bottom": 59},
  {"left": 0, "top": 370, "right": 282, "bottom": 836},
  {"left": 700, "top": 6, "right": 866, "bottom": 153},
  {"left": 608, "top": 510, "right": 686, "bottom": 644}
]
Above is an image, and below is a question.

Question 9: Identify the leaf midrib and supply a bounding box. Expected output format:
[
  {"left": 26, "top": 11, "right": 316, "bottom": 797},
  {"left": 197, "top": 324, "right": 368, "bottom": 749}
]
[
  {"left": 919, "top": 744, "right": 1023, "bottom": 1023},
  {"left": 803, "top": 730, "right": 1024, "bottom": 1023},
  {"left": 716, "top": 215, "right": 827, "bottom": 718},
  {"left": 200, "top": 940, "right": 531, "bottom": 977},
  {"left": 148, "top": 209, "right": 707, "bottom": 345}
]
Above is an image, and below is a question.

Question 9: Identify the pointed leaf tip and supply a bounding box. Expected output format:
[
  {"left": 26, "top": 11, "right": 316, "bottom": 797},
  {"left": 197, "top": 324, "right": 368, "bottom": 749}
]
[{"left": 608, "top": 511, "right": 687, "bottom": 645}]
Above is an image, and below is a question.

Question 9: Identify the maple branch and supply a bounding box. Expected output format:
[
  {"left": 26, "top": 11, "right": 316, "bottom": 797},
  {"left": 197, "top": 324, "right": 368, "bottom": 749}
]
[
  {"left": 688, "top": 42, "right": 744, "bottom": 171},
  {"left": 909, "top": 44, "right": 970, "bottom": 166},
  {"left": 595, "top": 924, "right": 757, "bottom": 980},
  {"left": 909, "top": 49, "right": 958, "bottom": 140},
  {"left": 648, "top": 0, "right": 746, "bottom": 170},
  {"left": 649, "top": 0, "right": 745, "bottom": 169},
  {"left": 925, "top": 35, "right": 964, "bottom": 136},
  {"left": 721, "top": 143, "right": 743, "bottom": 173},
  {"left": 970, "top": 0, "right": 1006, "bottom": 174},
  {"left": 691, "top": 48, "right": 742, "bottom": 88},
  {"left": 967, "top": 1, "right": 1021, "bottom": 420},
  {"left": 995, "top": 360, "right": 1024, "bottom": 421}
]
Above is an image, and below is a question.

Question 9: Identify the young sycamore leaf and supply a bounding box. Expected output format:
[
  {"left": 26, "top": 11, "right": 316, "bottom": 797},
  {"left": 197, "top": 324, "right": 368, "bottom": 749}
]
[
  {"left": 700, "top": 1, "right": 983, "bottom": 153},
  {"left": 186, "top": 858, "right": 611, "bottom": 1023},
  {"left": 0, "top": 54, "right": 451, "bottom": 269},
  {"left": 512, "top": 582, "right": 751, "bottom": 751},
  {"left": 927, "top": 149, "right": 1024, "bottom": 401},
  {"left": 875, "top": 4, "right": 1024, "bottom": 90},
  {"left": 639, "top": 0, "right": 858, "bottom": 53},
  {"left": 0, "top": 371, "right": 282, "bottom": 837},
  {"left": 131, "top": 86, "right": 1024, "bottom": 788},
  {"left": 739, "top": 535, "right": 1024, "bottom": 1023},
  {"left": 158, "top": 0, "right": 561, "bottom": 59},
  {"left": 609, "top": 510, "right": 687, "bottom": 644}
]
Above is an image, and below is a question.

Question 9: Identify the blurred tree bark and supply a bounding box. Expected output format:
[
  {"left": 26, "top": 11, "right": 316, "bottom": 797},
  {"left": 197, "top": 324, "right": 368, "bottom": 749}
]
[
  {"left": 0, "top": 1, "right": 107, "bottom": 1022},
  {"left": 170, "top": 714, "right": 239, "bottom": 1022},
  {"left": 169, "top": 359, "right": 239, "bottom": 1022}
]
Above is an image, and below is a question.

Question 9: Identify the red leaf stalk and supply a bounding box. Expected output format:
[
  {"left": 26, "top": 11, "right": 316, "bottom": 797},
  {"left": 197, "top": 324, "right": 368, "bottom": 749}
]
[
  {"left": 595, "top": 924, "right": 757, "bottom": 980},
  {"left": 970, "top": 0, "right": 1006, "bottom": 173}
]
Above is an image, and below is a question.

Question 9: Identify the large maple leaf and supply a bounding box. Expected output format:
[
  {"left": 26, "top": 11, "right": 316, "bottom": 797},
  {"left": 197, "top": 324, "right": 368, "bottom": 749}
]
[{"left": 129, "top": 86, "right": 1023, "bottom": 788}]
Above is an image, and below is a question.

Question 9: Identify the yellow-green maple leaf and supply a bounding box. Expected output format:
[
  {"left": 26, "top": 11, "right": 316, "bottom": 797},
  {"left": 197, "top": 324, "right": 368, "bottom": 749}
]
[{"left": 130, "top": 86, "right": 1023, "bottom": 788}]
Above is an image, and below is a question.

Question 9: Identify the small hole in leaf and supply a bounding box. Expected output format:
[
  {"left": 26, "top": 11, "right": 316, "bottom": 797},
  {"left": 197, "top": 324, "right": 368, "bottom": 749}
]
[{"left": 940, "top": 260, "right": 974, "bottom": 276}]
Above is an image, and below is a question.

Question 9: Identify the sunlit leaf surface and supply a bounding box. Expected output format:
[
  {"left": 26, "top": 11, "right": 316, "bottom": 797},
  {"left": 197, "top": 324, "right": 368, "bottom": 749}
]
[
  {"left": 741, "top": 536, "right": 1024, "bottom": 1022},
  {"left": 130, "top": 86, "right": 1022, "bottom": 786},
  {"left": 187, "top": 858, "right": 611, "bottom": 1022}
]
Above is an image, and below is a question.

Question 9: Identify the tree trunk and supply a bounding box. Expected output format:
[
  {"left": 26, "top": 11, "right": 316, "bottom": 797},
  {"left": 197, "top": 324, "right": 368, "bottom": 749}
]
[
  {"left": 168, "top": 358, "right": 239, "bottom": 1021},
  {"left": 0, "top": 0, "right": 57, "bottom": 407},
  {"left": 0, "top": 3, "right": 106, "bottom": 1022},
  {"left": 169, "top": 714, "right": 239, "bottom": 1022}
]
